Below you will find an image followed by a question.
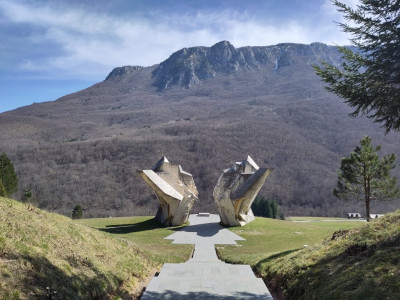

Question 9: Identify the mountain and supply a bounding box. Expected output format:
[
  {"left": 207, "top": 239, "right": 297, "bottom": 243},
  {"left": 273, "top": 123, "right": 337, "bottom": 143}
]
[
  {"left": 151, "top": 41, "right": 342, "bottom": 90},
  {"left": 1, "top": 41, "right": 399, "bottom": 218}
]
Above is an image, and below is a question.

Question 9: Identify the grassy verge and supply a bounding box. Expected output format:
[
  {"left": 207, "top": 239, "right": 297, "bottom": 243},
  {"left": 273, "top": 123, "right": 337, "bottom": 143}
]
[
  {"left": 217, "top": 213, "right": 399, "bottom": 299},
  {"left": 262, "top": 211, "right": 400, "bottom": 299},
  {"left": 217, "top": 217, "right": 364, "bottom": 267},
  {"left": 0, "top": 197, "right": 158, "bottom": 299},
  {"left": 77, "top": 216, "right": 193, "bottom": 263},
  {"left": 286, "top": 216, "right": 349, "bottom": 221}
]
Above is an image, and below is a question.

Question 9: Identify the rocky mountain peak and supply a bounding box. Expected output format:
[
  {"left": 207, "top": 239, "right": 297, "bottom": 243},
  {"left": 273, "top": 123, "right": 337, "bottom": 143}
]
[
  {"left": 101, "top": 42, "right": 344, "bottom": 90},
  {"left": 105, "top": 65, "right": 143, "bottom": 81},
  {"left": 151, "top": 41, "right": 342, "bottom": 91},
  {"left": 151, "top": 41, "right": 249, "bottom": 90},
  {"left": 209, "top": 40, "right": 237, "bottom": 62}
]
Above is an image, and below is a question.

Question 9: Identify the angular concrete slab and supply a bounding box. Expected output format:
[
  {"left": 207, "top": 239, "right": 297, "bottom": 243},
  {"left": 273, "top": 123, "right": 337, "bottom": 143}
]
[
  {"left": 137, "top": 157, "right": 198, "bottom": 226},
  {"left": 213, "top": 156, "right": 273, "bottom": 227}
]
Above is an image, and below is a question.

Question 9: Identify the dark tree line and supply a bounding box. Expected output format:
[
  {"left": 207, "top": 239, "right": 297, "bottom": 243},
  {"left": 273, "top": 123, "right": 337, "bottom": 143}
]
[{"left": 251, "top": 197, "right": 281, "bottom": 219}]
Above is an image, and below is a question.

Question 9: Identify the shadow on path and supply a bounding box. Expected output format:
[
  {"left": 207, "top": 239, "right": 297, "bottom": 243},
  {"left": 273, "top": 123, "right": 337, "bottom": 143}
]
[
  {"left": 142, "top": 289, "right": 268, "bottom": 300},
  {"left": 172, "top": 222, "right": 222, "bottom": 237}
]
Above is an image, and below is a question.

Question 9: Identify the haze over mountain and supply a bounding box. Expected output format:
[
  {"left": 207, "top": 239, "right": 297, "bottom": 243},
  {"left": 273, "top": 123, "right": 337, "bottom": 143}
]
[{"left": 1, "top": 41, "right": 399, "bottom": 217}]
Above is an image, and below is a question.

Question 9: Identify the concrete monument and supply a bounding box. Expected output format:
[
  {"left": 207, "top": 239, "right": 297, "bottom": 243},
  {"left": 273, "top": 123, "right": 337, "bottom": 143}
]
[
  {"left": 213, "top": 156, "right": 273, "bottom": 226},
  {"left": 137, "top": 157, "right": 198, "bottom": 226}
]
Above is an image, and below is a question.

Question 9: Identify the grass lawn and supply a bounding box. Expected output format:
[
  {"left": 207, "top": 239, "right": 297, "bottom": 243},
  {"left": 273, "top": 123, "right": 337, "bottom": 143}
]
[
  {"left": 259, "top": 211, "right": 400, "bottom": 299},
  {"left": 78, "top": 215, "right": 364, "bottom": 270},
  {"left": 286, "top": 216, "right": 349, "bottom": 221},
  {"left": 216, "top": 217, "right": 364, "bottom": 271},
  {"left": 78, "top": 214, "right": 398, "bottom": 299},
  {"left": 77, "top": 216, "right": 193, "bottom": 263}
]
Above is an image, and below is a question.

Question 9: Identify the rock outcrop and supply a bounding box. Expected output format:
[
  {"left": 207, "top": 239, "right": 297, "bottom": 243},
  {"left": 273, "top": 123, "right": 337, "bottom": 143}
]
[
  {"left": 151, "top": 41, "right": 343, "bottom": 90},
  {"left": 105, "top": 66, "right": 144, "bottom": 80}
]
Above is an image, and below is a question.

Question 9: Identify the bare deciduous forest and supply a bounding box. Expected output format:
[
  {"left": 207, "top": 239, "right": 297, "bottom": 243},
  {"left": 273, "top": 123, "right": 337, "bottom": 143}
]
[{"left": 1, "top": 42, "right": 399, "bottom": 217}]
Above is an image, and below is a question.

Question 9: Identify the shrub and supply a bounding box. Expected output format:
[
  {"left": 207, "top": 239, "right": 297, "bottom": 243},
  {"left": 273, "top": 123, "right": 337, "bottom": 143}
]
[{"left": 72, "top": 205, "right": 83, "bottom": 219}]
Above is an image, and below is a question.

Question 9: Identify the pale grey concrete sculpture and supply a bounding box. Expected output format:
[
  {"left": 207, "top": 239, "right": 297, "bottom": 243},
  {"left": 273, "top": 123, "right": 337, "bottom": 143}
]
[
  {"left": 213, "top": 156, "right": 273, "bottom": 227},
  {"left": 137, "top": 157, "right": 198, "bottom": 226}
]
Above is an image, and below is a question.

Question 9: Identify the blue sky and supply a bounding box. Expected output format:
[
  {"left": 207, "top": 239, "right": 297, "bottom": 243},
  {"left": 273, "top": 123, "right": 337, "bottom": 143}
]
[{"left": 0, "top": 0, "right": 358, "bottom": 113}]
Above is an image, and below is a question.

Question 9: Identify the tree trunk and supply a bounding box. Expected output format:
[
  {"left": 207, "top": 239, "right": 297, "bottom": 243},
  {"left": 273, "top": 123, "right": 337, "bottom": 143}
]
[
  {"left": 365, "top": 197, "right": 370, "bottom": 222},
  {"left": 364, "top": 175, "right": 371, "bottom": 222},
  {"left": 365, "top": 178, "right": 371, "bottom": 222}
]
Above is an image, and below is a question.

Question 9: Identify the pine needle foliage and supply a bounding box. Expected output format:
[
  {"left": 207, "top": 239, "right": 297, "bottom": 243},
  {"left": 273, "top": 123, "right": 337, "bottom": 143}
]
[
  {"left": 334, "top": 136, "right": 399, "bottom": 221},
  {"left": 314, "top": 0, "right": 400, "bottom": 132},
  {"left": 0, "top": 153, "right": 18, "bottom": 196},
  {"left": 0, "top": 179, "right": 6, "bottom": 197}
]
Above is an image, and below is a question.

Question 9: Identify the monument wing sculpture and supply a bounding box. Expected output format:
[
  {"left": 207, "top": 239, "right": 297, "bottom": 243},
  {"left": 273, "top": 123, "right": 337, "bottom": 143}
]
[
  {"left": 137, "top": 157, "right": 198, "bottom": 226},
  {"left": 213, "top": 156, "right": 273, "bottom": 226}
]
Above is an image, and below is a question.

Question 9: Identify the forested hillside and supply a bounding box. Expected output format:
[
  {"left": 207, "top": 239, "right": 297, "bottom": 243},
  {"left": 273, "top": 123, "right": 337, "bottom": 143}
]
[{"left": 0, "top": 41, "right": 399, "bottom": 217}]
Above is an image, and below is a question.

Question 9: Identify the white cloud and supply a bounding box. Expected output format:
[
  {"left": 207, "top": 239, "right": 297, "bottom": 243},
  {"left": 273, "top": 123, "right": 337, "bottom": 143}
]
[{"left": 0, "top": 0, "right": 351, "bottom": 80}]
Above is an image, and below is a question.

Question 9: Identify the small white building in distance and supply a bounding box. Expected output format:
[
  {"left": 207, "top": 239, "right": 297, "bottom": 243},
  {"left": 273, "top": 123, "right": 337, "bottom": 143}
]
[
  {"left": 347, "top": 213, "right": 362, "bottom": 218},
  {"left": 370, "top": 214, "right": 384, "bottom": 219}
]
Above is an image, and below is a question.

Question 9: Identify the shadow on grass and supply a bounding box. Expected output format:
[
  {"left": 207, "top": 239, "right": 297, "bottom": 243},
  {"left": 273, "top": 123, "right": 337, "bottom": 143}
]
[
  {"left": 99, "top": 218, "right": 165, "bottom": 234},
  {"left": 255, "top": 248, "right": 303, "bottom": 269},
  {"left": 18, "top": 254, "right": 127, "bottom": 299},
  {"left": 99, "top": 218, "right": 187, "bottom": 234}
]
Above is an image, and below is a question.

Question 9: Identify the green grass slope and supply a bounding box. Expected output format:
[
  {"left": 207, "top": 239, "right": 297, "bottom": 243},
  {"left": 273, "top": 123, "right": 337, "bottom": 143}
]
[
  {"left": 77, "top": 217, "right": 193, "bottom": 264},
  {"left": 262, "top": 211, "right": 400, "bottom": 299},
  {"left": 0, "top": 197, "right": 159, "bottom": 299},
  {"left": 217, "top": 217, "right": 364, "bottom": 267}
]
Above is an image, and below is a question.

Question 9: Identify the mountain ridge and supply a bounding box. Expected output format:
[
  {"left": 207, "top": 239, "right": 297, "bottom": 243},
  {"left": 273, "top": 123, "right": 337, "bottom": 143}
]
[
  {"left": 105, "top": 41, "right": 344, "bottom": 91},
  {"left": 1, "top": 41, "right": 399, "bottom": 218}
]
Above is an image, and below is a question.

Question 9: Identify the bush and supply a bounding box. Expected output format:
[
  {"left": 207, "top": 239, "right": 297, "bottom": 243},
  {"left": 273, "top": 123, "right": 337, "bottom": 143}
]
[
  {"left": 252, "top": 197, "right": 280, "bottom": 218},
  {"left": 0, "top": 153, "right": 18, "bottom": 196},
  {"left": 72, "top": 205, "right": 83, "bottom": 219},
  {"left": 21, "top": 189, "right": 33, "bottom": 203}
]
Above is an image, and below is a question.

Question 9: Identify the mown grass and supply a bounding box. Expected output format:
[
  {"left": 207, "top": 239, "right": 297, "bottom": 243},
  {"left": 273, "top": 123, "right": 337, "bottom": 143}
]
[
  {"left": 260, "top": 211, "right": 400, "bottom": 300},
  {"left": 0, "top": 197, "right": 159, "bottom": 299},
  {"left": 286, "top": 216, "right": 349, "bottom": 221},
  {"left": 77, "top": 216, "right": 193, "bottom": 263},
  {"left": 217, "top": 213, "right": 399, "bottom": 300},
  {"left": 4, "top": 197, "right": 395, "bottom": 300},
  {"left": 217, "top": 217, "right": 364, "bottom": 266}
]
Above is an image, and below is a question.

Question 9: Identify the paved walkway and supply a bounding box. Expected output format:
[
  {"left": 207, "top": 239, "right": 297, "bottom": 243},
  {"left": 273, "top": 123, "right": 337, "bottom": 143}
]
[{"left": 141, "top": 214, "right": 273, "bottom": 299}]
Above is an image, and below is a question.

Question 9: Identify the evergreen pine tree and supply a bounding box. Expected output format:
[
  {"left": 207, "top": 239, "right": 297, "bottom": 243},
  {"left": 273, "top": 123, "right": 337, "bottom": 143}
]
[
  {"left": 0, "top": 179, "right": 7, "bottom": 197},
  {"left": 0, "top": 153, "right": 18, "bottom": 196},
  {"left": 72, "top": 205, "right": 83, "bottom": 219},
  {"left": 252, "top": 197, "right": 281, "bottom": 219},
  {"left": 21, "top": 189, "right": 33, "bottom": 203},
  {"left": 251, "top": 197, "right": 261, "bottom": 216},
  {"left": 334, "top": 136, "right": 399, "bottom": 221},
  {"left": 314, "top": 0, "right": 400, "bottom": 132},
  {"left": 270, "top": 199, "right": 279, "bottom": 219},
  {"left": 264, "top": 199, "right": 272, "bottom": 218}
]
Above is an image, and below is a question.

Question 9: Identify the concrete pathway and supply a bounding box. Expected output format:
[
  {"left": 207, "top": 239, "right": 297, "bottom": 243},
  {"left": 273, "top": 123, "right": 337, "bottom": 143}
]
[{"left": 141, "top": 214, "right": 273, "bottom": 300}]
